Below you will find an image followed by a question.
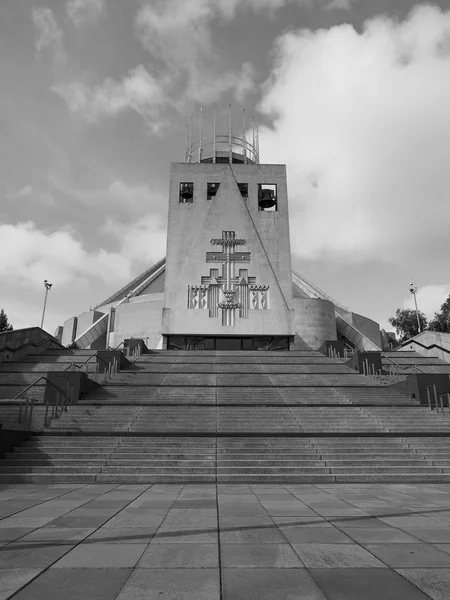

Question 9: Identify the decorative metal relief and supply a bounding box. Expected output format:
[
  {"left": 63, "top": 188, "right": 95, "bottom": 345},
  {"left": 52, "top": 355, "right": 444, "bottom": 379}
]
[{"left": 188, "top": 230, "right": 270, "bottom": 326}]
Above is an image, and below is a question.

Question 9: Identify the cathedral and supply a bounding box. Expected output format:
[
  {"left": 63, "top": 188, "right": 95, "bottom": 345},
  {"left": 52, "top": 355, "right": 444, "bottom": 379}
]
[{"left": 59, "top": 113, "right": 382, "bottom": 352}]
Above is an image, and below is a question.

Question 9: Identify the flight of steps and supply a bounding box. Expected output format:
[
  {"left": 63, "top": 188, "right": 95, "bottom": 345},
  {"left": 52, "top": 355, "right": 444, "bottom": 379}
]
[{"left": 2, "top": 349, "right": 450, "bottom": 483}]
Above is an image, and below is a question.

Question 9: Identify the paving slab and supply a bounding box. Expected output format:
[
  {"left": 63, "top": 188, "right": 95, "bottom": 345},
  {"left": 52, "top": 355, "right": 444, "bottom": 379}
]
[
  {"left": 16, "top": 527, "right": 95, "bottom": 545},
  {"left": 43, "top": 515, "right": 110, "bottom": 528},
  {"left": 115, "top": 568, "right": 220, "bottom": 600},
  {"left": 293, "top": 543, "right": 386, "bottom": 568},
  {"left": 396, "top": 568, "right": 450, "bottom": 600},
  {"left": 138, "top": 543, "right": 219, "bottom": 568},
  {"left": 220, "top": 524, "right": 286, "bottom": 544},
  {"left": 309, "top": 568, "right": 432, "bottom": 600},
  {"left": 84, "top": 526, "right": 156, "bottom": 544},
  {"left": 0, "top": 568, "right": 42, "bottom": 600},
  {"left": 52, "top": 542, "right": 147, "bottom": 568},
  {"left": 221, "top": 543, "right": 303, "bottom": 567},
  {"left": 281, "top": 526, "right": 354, "bottom": 544},
  {"left": 9, "top": 567, "right": 132, "bottom": 600},
  {"left": 222, "top": 568, "right": 327, "bottom": 600},
  {"left": 340, "top": 527, "right": 420, "bottom": 544},
  {"left": 366, "top": 543, "right": 450, "bottom": 567},
  {"left": 0, "top": 543, "right": 73, "bottom": 568},
  {"left": 405, "top": 527, "right": 450, "bottom": 543},
  {"left": 0, "top": 528, "right": 34, "bottom": 542}
]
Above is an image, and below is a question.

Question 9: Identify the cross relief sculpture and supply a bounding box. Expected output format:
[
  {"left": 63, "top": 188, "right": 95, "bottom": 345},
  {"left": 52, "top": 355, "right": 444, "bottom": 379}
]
[{"left": 188, "top": 230, "right": 269, "bottom": 326}]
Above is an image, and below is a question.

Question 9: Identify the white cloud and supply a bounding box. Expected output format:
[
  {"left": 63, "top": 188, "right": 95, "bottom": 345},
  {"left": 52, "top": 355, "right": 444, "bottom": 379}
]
[
  {"left": 258, "top": 5, "right": 450, "bottom": 264},
  {"left": 101, "top": 214, "right": 167, "bottom": 265},
  {"left": 135, "top": 1, "right": 256, "bottom": 106},
  {"left": 6, "top": 185, "right": 55, "bottom": 205},
  {"left": 47, "top": 176, "right": 164, "bottom": 215},
  {"left": 325, "top": 0, "right": 355, "bottom": 10},
  {"left": 0, "top": 221, "right": 130, "bottom": 288},
  {"left": 53, "top": 66, "right": 167, "bottom": 128},
  {"left": 31, "top": 6, "right": 66, "bottom": 66},
  {"left": 66, "top": 0, "right": 106, "bottom": 28},
  {"left": 403, "top": 284, "right": 450, "bottom": 319}
]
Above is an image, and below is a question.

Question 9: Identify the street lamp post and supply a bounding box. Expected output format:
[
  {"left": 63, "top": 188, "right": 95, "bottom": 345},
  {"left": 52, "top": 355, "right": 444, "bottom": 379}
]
[
  {"left": 41, "top": 280, "right": 52, "bottom": 330},
  {"left": 409, "top": 279, "right": 421, "bottom": 334}
]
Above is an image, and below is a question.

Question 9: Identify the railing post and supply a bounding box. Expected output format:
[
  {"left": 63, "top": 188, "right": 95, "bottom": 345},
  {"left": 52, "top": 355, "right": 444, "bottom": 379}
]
[
  {"left": 55, "top": 392, "right": 60, "bottom": 418},
  {"left": 18, "top": 400, "right": 23, "bottom": 423},
  {"left": 65, "top": 381, "right": 70, "bottom": 411},
  {"left": 44, "top": 402, "right": 49, "bottom": 427},
  {"left": 95, "top": 361, "right": 99, "bottom": 383},
  {"left": 28, "top": 399, "right": 34, "bottom": 429},
  {"left": 433, "top": 385, "right": 438, "bottom": 413},
  {"left": 427, "top": 387, "right": 432, "bottom": 410}
]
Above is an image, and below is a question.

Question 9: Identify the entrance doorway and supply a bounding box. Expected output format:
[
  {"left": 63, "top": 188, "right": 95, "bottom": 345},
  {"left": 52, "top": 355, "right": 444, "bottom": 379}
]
[{"left": 165, "top": 336, "right": 290, "bottom": 351}]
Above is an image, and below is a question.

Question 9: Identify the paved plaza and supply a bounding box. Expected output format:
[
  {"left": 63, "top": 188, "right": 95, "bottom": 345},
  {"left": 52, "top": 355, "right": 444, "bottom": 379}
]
[{"left": 1, "top": 483, "right": 450, "bottom": 599}]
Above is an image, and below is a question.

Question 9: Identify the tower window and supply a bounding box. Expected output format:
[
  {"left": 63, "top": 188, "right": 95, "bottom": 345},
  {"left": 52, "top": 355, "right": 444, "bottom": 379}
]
[
  {"left": 179, "top": 182, "right": 194, "bottom": 203},
  {"left": 258, "top": 184, "right": 277, "bottom": 211},
  {"left": 207, "top": 183, "right": 220, "bottom": 200},
  {"left": 238, "top": 183, "right": 248, "bottom": 200}
]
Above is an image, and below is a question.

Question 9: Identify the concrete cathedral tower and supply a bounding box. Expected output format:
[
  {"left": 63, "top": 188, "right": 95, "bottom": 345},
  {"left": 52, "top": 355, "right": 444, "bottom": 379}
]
[{"left": 59, "top": 108, "right": 383, "bottom": 352}]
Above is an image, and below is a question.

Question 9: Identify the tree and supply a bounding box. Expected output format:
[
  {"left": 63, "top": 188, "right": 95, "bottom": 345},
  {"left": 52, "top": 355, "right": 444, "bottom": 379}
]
[
  {"left": 388, "top": 308, "right": 428, "bottom": 343},
  {"left": 428, "top": 295, "right": 450, "bottom": 333},
  {"left": 0, "top": 309, "right": 13, "bottom": 332}
]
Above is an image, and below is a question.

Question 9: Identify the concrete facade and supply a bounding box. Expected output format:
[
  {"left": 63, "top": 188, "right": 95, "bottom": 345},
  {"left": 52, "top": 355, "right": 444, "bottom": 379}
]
[
  {"left": 58, "top": 152, "right": 384, "bottom": 351},
  {"left": 163, "top": 163, "right": 294, "bottom": 337},
  {"left": 113, "top": 295, "right": 164, "bottom": 349},
  {"left": 292, "top": 298, "right": 337, "bottom": 350},
  {"left": 401, "top": 331, "right": 450, "bottom": 364}
]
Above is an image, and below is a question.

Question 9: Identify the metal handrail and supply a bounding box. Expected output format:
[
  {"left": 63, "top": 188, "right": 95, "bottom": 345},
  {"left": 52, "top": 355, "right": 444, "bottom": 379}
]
[
  {"left": 383, "top": 355, "right": 427, "bottom": 375},
  {"left": 13, "top": 375, "right": 74, "bottom": 428},
  {"left": 13, "top": 376, "right": 68, "bottom": 401}
]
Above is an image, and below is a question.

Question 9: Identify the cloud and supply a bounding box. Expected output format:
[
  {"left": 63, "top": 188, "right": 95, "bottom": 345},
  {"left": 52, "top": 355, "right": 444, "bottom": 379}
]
[
  {"left": 135, "top": 1, "right": 256, "bottom": 106},
  {"left": 53, "top": 65, "right": 167, "bottom": 128},
  {"left": 403, "top": 284, "right": 450, "bottom": 319},
  {"left": 47, "top": 176, "right": 164, "bottom": 215},
  {"left": 31, "top": 6, "right": 66, "bottom": 66},
  {"left": 7, "top": 185, "right": 33, "bottom": 199},
  {"left": 66, "top": 0, "right": 106, "bottom": 28},
  {"left": 325, "top": 0, "right": 355, "bottom": 10},
  {"left": 258, "top": 5, "right": 450, "bottom": 264},
  {"left": 101, "top": 214, "right": 167, "bottom": 265},
  {"left": 6, "top": 185, "right": 55, "bottom": 205},
  {"left": 0, "top": 221, "right": 130, "bottom": 288}
]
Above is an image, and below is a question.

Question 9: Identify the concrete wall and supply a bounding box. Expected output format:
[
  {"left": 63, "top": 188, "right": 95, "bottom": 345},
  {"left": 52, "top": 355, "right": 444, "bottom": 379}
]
[
  {"left": 164, "top": 162, "right": 294, "bottom": 337},
  {"left": 76, "top": 311, "right": 103, "bottom": 338},
  {"left": 292, "top": 298, "right": 336, "bottom": 350},
  {"left": 113, "top": 296, "right": 164, "bottom": 349},
  {"left": 401, "top": 331, "right": 450, "bottom": 364},
  {"left": 351, "top": 312, "right": 382, "bottom": 348},
  {"left": 0, "top": 327, "right": 57, "bottom": 351},
  {"left": 61, "top": 317, "right": 77, "bottom": 347},
  {"left": 335, "top": 308, "right": 381, "bottom": 348}
]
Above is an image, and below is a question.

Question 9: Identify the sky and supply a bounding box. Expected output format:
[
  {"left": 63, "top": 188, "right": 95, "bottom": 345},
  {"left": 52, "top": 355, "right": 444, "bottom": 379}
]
[{"left": 1, "top": 0, "right": 450, "bottom": 336}]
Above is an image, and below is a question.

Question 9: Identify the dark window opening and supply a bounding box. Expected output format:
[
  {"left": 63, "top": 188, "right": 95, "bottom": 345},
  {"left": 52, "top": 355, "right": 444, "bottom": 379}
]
[
  {"left": 258, "top": 184, "right": 277, "bottom": 211},
  {"left": 207, "top": 183, "right": 220, "bottom": 200},
  {"left": 238, "top": 183, "right": 248, "bottom": 200},
  {"left": 166, "top": 335, "right": 289, "bottom": 351},
  {"left": 179, "top": 182, "right": 194, "bottom": 203}
]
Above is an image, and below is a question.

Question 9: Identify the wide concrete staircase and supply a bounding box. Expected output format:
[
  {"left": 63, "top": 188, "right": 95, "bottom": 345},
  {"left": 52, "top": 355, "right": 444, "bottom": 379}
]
[{"left": 2, "top": 350, "right": 450, "bottom": 483}]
